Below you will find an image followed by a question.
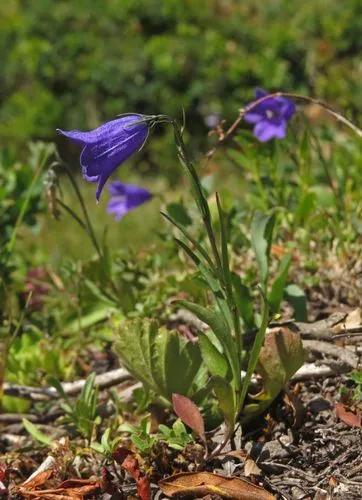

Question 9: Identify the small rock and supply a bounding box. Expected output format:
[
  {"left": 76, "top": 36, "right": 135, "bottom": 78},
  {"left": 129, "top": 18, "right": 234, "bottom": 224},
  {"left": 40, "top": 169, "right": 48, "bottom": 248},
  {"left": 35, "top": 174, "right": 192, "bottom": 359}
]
[{"left": 308, "top": 396, "right": 331, "bottom": 414}]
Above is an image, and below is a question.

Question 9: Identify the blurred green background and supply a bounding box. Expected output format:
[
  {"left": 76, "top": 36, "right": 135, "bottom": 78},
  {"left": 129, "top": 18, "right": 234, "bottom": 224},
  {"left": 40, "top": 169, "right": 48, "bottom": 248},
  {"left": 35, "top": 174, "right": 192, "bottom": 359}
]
[
  {"left": 1, "top": 0, "right": 361, "bottom": 147},
  {"left": 1, "top": 0, "right": 361, "bottom": 261}
]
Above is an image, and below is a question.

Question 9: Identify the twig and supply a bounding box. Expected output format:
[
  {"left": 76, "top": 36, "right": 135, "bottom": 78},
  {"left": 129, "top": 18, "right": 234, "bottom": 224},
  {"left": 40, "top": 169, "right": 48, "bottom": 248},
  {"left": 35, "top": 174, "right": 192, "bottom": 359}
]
[
  {"left": 207, "top": 92, "right": 362, "bottom": 159},
  {"left": 3, "top": 367, "right": 131, "bottom": 402},
  {"left": 302, "top": 340, "right": 358, "bottom": 369},
  {"left": 292, "top": 363, "right": 349, "bottom": 381}
]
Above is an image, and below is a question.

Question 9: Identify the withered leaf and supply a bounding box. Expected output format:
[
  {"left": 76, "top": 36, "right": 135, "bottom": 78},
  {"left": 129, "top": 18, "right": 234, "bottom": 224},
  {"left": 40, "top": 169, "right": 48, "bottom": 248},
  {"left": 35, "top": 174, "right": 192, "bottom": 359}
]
[
  {"left": 335, "top": 403, "right": 362, "bottom": 428},
  {"left": 158, "top": 471, "right": 274, "bottom": 499},
  {"left": 17, "top": 479, "right": 101, "bottom": 499}
]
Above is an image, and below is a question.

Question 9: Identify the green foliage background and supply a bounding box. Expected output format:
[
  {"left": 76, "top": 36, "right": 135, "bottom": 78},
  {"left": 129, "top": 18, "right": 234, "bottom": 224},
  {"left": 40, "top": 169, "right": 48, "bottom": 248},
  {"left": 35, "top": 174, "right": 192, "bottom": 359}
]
[{"left": 1, "top": 0, "right": 361, "bottom": 149}]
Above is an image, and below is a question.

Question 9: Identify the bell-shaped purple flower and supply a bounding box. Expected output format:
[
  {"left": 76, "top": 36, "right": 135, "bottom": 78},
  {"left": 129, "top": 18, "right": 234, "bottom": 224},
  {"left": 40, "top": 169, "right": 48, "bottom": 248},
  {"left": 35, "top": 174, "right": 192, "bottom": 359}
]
[
  {"left": 107, "top": 180, "right": 152, "bottom": 221},
  {"left": 57, "top": 114, "right": 149, "bottom": 201},
  {"left": 244, "top": 89, "right": 295, "bottom": 142}
]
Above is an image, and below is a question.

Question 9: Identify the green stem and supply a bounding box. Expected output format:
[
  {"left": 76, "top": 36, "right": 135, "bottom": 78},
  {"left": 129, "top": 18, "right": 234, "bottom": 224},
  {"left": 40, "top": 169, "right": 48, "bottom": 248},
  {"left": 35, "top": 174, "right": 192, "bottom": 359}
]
[
  {"left": 172, "top": 120, "right": 243, "bottom": 409},
  {"left": 61, "top": 164, "right": 103, "bottom": 259},
  {"left": 172, "top": 122, "right": 223, "bottom": 274}
]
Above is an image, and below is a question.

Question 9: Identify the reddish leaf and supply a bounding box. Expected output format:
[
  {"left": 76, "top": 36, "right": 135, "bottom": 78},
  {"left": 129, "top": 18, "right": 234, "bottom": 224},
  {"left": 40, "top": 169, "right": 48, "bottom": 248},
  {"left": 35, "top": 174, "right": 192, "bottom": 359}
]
[
  {"left": 122, "top": 454, "right": 141, "bottom": 480},
  {"left": 172, "top": 393, "right": 206, "bottom": 443},
  {"left": 0, "top": 462, "right": 8, "bottom": 495},
  {"left": 120, "top": 452, "right": 151, "bottom": 500},
  {"left": 112, "top": 446, "right": 132, "bottom": 465},
  {"left": 137, "top": 476, "right": 151, "bottom": 500},
  {"left": 335, "top": 403, "right": 362, "bottom": 428}
]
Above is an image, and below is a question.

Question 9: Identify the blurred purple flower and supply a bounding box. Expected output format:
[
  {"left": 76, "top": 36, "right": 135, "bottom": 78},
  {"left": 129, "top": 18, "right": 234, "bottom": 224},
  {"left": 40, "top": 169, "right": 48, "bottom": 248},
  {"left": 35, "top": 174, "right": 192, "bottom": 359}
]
[
  {"left": 57, "top": 114, "right": 149, "bottom": 201},
  {"left": 244, "top": 89, "right": 295, "bottom": 142},
  {"left": 107, "top": 181, "right": 152, "bottom": 221}
]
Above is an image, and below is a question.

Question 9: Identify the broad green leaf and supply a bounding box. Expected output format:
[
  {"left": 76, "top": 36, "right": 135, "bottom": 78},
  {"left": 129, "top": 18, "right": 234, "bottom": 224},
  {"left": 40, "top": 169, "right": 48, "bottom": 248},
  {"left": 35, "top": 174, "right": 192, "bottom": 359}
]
[
  {"left": 166, "top": 202, "right": 192, "bottom": 227},
  {"left": 152, "top": 328, "right": 202, "bottom": 398},
  {"left": 251, "top": 212, "right": 276, "bottom": 286},
  {"left": 114, "top": 318, "right": 159, "bottom": 392},
  {"left": 212, "top": 376, "right": 236, "bottom": 430},
  {"left": 198, "top": 332, "right": 229, "bottom": 378},
  {"left": 231, "top": 273, "right": 255, "bottom": 329},
  {"left": 22, "top": 418, "right": 52, "bottom": 446},
  {"left": 268, "top": 254, "right": 292, "bottom": 314},
  {"left": 285, "top": 284, "right": 307, "bottom": 321},
  {"left": 114, "top": 319, "right": 202, "bottom": 403}
]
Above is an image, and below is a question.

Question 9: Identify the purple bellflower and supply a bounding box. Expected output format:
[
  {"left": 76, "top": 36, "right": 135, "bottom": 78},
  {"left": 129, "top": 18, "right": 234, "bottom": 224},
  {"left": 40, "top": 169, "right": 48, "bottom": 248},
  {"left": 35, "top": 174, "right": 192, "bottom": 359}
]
[
  {"left": 107, "top": 180, "right": 152, "bottom": 221},
  {"left": 244, "top": 89, "right": 295, "bottom": 142},
  {"left": 57, "top": 114, "right": 149, "bottom": 201}
]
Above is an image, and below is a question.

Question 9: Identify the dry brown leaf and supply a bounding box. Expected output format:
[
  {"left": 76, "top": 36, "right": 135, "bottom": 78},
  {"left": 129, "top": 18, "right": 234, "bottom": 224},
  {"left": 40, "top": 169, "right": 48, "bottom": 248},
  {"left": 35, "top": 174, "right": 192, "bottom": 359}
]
[
  {"left": 244, "top": 458, "right": 261, "bottom": 477},
  {"left": 18, "top": 480, "right": 101, "bottom": 499},
  {"left": 158, "top": 471, "right": 274, "bottom": 499},
  {"left": 332, "top": 308, "right": 361, "bottom": 334},
  {"left": 20, "top": 470, "right": 54, "bottom": 491},
  {"left": 335, "top": 403, "right": 362, "bottom": 428}
]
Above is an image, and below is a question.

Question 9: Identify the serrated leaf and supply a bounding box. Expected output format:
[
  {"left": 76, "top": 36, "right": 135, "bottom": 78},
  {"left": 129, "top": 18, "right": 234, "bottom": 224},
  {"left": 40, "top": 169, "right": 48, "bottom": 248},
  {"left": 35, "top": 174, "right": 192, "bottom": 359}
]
[{"left": 114, "top": 319, "right": 202, "bottom": 403}]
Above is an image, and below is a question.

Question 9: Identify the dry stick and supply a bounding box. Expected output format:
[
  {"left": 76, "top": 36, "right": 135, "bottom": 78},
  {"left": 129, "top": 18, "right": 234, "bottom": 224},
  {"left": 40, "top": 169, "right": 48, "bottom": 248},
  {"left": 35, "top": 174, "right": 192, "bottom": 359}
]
[
  {"left": 3, "top": 367, "right": 131, "bottom": 402},
  {"left": 206, "top": 92, "right": 362, "bottom": 159}
]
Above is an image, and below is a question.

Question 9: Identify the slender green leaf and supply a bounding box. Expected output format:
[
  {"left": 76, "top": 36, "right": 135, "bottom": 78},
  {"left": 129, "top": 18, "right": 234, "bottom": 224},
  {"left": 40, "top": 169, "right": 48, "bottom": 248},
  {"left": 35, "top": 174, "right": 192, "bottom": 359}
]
[
  {"left": 251, "top": 212, "right": 276, "bottom": 286},
  {"left": 239, "top": 288, "right": 269, "bottom": 409},
  {"left": 215, "top": 193, "right": 232, "bottom": 295},
  {"left": 231, "top": 273, "right": 255, "bottom": 329},
  {"left": 22, "top": 418, "right": 52, "bottom": 446},
  {"left": 162, "top": 212, "right": 215, "bottom": 270},
  {"left": 198, "top": 332, "right": 229, "bottom": 378}
]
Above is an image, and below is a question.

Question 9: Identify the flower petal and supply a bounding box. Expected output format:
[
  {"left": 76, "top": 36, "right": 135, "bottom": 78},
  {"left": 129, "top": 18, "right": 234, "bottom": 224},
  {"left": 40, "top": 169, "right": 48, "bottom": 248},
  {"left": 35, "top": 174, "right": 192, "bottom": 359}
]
[
  {"left": 244, "top": 111, "right": 263, "bottom": 124},
  {"left": 107, "top": 181, "right": 152, "bottom": 220},
  {"left": 58, "top": 115, "right": 149, "bottom": 201},
  {"left": 254, "top": 120, "right": 286, "bottom": 142}
]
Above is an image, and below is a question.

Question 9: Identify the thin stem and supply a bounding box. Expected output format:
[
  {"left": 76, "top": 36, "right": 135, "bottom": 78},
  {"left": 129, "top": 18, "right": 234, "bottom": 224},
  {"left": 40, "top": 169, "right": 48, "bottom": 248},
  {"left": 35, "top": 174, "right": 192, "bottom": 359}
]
[
  {"left": 310, "top": 131, "right": 344, "bottom": 215},
  {"left": 57, "top": 198, "right": 88, "bottom": 231},
  {"left": 61, "top": 163, "right": 103, "bottom": 260},
  {"left": 207, "top": 92, "right": 362, "bottom": 159},
  {"left": 172, "top": 121, "right": 223, "bottom": 275}
]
